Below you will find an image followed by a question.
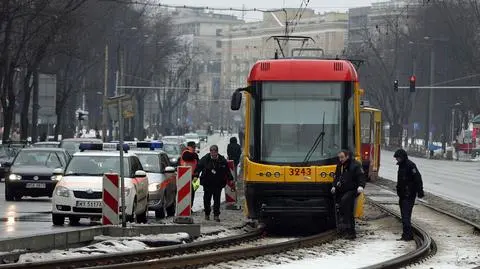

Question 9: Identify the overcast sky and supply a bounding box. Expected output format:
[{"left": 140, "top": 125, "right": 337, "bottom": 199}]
[{"left": 157, "top": 0, "right": 377, "bottom": 21}]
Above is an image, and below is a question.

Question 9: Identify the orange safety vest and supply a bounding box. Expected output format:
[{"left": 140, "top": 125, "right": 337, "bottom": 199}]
[{"left": 179, "top": 147, "right": 198, "bottom": 173}]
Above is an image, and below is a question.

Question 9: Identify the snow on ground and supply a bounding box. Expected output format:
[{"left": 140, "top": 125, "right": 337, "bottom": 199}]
[
  {"left": 379, "top": 149, "right": 480, "bottom": 209},
  {"left": 95, "top": 232, "right": 190, "bottom": 243},
  {"left": 201, "top": 204, "right": 415, "bottom": 269},
  {"left": 15, "top": 233, "right": 192, "bottom": 263},
  {"left": 367, "top": 184, "right": 480, "bottom": 269},
  {"left": 17, "top": 239, "right": 151, "bottom": 263}
]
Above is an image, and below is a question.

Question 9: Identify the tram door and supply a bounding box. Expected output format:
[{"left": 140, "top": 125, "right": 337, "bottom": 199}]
[{"left": 360, "top": 108, "right": 382, "bottom": 181}]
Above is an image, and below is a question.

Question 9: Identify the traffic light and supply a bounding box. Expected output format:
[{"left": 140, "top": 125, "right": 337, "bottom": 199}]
[
  {"left": 393, "top": 80, "right": 399, "bottom": 92},
  {"left": 409, "top": 75, "right": 416, "bottom": 92}
]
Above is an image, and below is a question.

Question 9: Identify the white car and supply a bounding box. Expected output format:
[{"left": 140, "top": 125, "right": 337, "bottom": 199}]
[
  {"left": 51, "top": 149, "right": 149, "bottom": 225},
  {"left": 184, "top": 133, "right": 200, "bottom": 147}
]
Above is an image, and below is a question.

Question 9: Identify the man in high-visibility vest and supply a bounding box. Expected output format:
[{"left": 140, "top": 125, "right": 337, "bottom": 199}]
[{"left": 180, "top": 141, "right": 200, "bottom": 212}]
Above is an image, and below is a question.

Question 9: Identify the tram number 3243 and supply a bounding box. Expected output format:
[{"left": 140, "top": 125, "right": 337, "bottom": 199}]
[{"left": 288, "top": 168, "right": 312, "bottom": 176}]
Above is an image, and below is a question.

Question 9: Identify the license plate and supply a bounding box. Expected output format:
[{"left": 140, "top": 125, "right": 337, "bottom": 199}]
[
  {"left": 26, "top": 183, "right": 46, "bottom": 188},
  {"left": 76, "top": 201, "right": 102, "bottom": 208}
]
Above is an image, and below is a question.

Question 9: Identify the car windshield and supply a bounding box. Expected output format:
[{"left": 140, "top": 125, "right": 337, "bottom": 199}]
[
  {"left": 64, "top": 156, "right": 129, "bottom": 176},
  {"left": 14, "top": 151, "right": 63, "bottom": 168},
  {"left": 185, "top": 134, "right": 198, "bottom": 139},
  {"left": 60, "top": 140, "right": 101, "bottom": 154},
  {"left": 197, "top": 130, "right": 207, "bottom": 135},
  {"left": 136, "top": 154, "right": 161, "bottom": 173},
  {"left": 33, "top": 143, "right": 59, "bottom": 148},
  {"left": 163, "top": 144, "right": 181, "bottom": 155},
  {"left": 163, "top": 137, "right": 179, "bottom": 143}
]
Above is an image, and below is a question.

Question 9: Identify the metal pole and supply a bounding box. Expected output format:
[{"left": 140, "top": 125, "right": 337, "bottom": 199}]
[
  {"left": 451, "top": 108, "right": 455, "bottom": 146},
  {"left": 117, "top": 87, "right": 127, "bottom": 228},
  {"left": 426, "top": 49, "right": 435, "bottom": 149},
  {"left": 102, "top": 44, "right": 108, "bottom": 142}
]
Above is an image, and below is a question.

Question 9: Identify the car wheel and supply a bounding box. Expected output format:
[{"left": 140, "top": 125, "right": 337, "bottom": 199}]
[
  {"left": 5, "top": 187, "right": 14, "bottom": 201},
  {"left": 69, "top": 216, "right": 80, "bottom": 226},
  {"left": 155, "top": 209, "right": 165, "bottom": 219},
  {"left": 166, "top": 200, "right": 176, "bottom": 217},
  {"left": 52, "top": 214, "right": 65, "bottom": 226},
  {"left": 14, "top": 194, "right": 22, "bottom": 201}
]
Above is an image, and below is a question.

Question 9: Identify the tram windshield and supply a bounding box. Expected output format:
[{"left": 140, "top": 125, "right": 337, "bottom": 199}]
[{"left": 260, "top": 82, "right": 348, "bottom": 164}]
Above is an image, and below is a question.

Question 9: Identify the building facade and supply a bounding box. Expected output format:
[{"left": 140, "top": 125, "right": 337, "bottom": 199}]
[{"left": 143, "top": 9, "right": 242, "bottom": 132}]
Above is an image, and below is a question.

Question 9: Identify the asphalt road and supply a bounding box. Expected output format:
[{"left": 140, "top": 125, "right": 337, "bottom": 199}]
[
  {"left": 379, "top": 149, "right": 480, "bottom": 209},
  {"left": 0, "top": 133, "right": 233, "bottom": 239}
]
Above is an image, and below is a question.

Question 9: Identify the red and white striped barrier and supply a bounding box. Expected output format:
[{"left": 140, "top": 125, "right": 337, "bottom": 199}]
[
  {"left": 102, "top": 173, "right": 119, "bottom": 225},
  {"left": 225, "top": 160, "right": 239, "bottom": 210},
  {"left": 174, "top": 166, "right": 193, "bottom": 224}
]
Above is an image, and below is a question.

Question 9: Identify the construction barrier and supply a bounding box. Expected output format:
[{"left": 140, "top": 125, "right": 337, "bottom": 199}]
[
  {"left": 102, "top": 173, "right": 119, "bottom": 225},
  {"left": 174, "top": 166, "right": 193, "bottom": 224},
  {"left": 225, "top": 160, "right": 240, "bottom": 210}
]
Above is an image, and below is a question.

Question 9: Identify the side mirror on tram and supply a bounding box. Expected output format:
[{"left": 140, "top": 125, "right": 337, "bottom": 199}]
[{"left": 231, "top": 90, "right": 242, "bottom": 111}]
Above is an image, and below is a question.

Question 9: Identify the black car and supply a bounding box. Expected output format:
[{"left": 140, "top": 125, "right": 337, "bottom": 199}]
[
  {"left": 162, "top": 142, "right": 183, "bottom": 167},
  {"left": 4, "top": 148, "right": 70, "bottom": 201},
  {"left": 0, "top": 143, "right": 28, "bottom": 180}
]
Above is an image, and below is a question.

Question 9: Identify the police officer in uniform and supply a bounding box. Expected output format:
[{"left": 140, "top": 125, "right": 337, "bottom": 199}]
[
  {"left": 394, "top": 149, "right": 424, "bottom": 241},
  {"left": 331, "top": 149, "right": 366, "bottom": 239}
]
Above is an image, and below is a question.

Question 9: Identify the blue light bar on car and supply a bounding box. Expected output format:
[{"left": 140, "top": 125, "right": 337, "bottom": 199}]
[
  {"left": 79, "top": 143, "right": 103, "bottom": 152},
  {"left": 136, "top": 141, "right": 163, "bottom": 150}
]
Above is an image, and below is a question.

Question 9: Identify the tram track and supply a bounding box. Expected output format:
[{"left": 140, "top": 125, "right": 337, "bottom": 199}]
[
  {"left": 0, "top": 224, "right": 264, "bottom": 269},
  {"left": 367, "top": 183, "right": 480, "bottom": 268},
  {"left": 4, "top": 183, "right": 475, "bottom": 269}
]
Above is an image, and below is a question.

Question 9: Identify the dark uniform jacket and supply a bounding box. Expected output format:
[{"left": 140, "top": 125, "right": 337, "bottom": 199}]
[
  {"left": 395, "top": 149, "right": 424, "bottom": 198},
  {"left": 227, "top": 137, "right": 242, "bottom": 166},
  {"left": 333, "top": 158, "right": 366, "bottom": 194},
  {"left": 195, "top": 153, "right": 233, "bottom": 189}
]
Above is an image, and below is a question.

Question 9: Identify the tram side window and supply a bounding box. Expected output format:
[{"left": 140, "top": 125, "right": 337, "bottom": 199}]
[
  {"left": 361, "top": 112, "right": 372, "bottom": 144},
  {"left": 348, "top": 96, "right": 355, "bottom": 150},
  {"left": 249, "top": 96, "right": 255, "bottom": 159}
]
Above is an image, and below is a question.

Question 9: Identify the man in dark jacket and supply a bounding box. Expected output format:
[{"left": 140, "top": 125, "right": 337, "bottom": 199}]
[
  {"left": 227, "top": 137, "right": 242, "bottom": 168},
  {"left": 194, "top": 145, "right": 233, "bottom": 222},
  {"left": 331, "top": 149, "right": 366, "bottom": 239},
  {"left": 394, "top": 149, "right": 424, "bottom": 241}
]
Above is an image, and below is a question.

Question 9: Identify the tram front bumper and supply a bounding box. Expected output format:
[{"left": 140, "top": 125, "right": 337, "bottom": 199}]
[{"left": 245, "top": 182, "right": 335, "bottom": 219}]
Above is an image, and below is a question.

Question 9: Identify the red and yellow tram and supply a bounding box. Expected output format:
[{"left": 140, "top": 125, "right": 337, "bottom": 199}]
[{"left": 360, "top": 103, "right": 382, "bottom": 181}]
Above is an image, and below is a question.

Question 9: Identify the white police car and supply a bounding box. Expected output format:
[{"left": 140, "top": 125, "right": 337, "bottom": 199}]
[
  {"left": 130, "top": 142, "right": 177, "bottom": 218},
  {"left": 51, "top": 143, "right": 149, "bottom": 225}
]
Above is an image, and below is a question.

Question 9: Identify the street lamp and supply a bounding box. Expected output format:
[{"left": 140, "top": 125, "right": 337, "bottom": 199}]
[
  {"left": 409, "top": 36, "right": 449, "bottom": 149},
  {"left": 102, "top": 26, "right": 139, "bottom": 142}
]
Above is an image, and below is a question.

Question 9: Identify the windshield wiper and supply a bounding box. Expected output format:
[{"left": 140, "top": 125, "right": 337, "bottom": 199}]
[{"left": 303, "top": 112, "right": 326, "bottom": 164}]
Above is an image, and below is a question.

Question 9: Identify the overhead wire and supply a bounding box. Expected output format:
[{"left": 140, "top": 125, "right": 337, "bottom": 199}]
[{"left": 99, "top": 0, "right": 286, "bottom": 13}]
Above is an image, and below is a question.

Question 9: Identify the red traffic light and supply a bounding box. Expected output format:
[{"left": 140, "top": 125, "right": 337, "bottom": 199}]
[{"left": 410, "top": 75, "right": 416, "bottom": 82}]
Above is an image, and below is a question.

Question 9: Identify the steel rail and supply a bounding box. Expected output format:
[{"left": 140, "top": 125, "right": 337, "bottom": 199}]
[
  {"left": 88, "top": 230, "right": 338, "bottom": 269},
  {"left": 0, "top": 226, "right": 264, "bottom": 269},
  {"left": 364, "top": 197, "right": 437, "bottom": 269}
]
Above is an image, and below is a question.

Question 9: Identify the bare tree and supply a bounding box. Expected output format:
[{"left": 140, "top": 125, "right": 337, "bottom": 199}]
[{"left": 350, "top": 7, "right": 418, "bottom": 148}]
